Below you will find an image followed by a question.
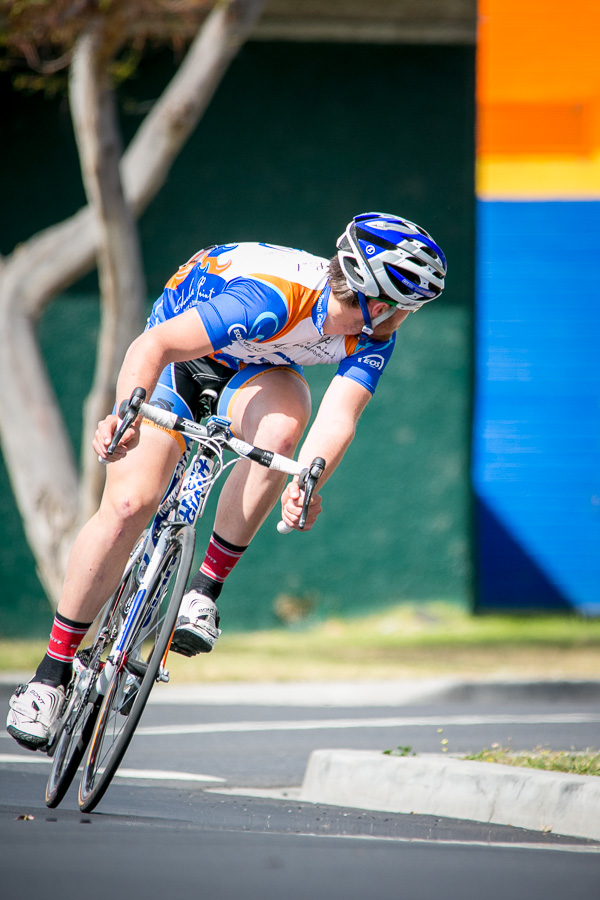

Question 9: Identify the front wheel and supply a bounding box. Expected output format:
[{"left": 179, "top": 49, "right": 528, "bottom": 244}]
[
  {"left": 45, "top": 678, "right": 101, "bottom": 809},
  {"left": 44, "top": 532, "right": 150, "bottom": 809},
  {"left": 78, "top": 524, "right": 195, "bottom": 813}
]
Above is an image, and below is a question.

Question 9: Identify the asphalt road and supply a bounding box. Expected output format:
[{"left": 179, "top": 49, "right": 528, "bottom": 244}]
[{"left": 1, "top": 679, "right": 599, "bottom": 899}]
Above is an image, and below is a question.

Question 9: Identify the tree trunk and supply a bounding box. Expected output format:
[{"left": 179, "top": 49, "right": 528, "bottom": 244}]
[
  {"left": 0, "top": 0, "right": 266, "bottom": 607},
  {"left": 0, "top": 268, "right": 79, "bottom": 602},
  {"left": 69, "top": 26, "right": 146, "bottom": 524}
]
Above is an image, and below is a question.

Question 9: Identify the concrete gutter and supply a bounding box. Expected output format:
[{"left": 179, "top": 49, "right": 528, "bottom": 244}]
[
  {"left": 2, "top": 675, "right": 600, "bottom": 706},
  {"left": 300, "top": 749, "right": 600, "bottom": 842},
  {"left": 110, "top": 677, "right": 600, "bottom": 707}
]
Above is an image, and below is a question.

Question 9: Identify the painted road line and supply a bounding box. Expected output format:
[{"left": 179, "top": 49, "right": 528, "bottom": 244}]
[
  {"left": 0, "top": 754, "right": 224, "bottom": 783},
  {"left": 0, "top": 753, "right": 52, "bottom": 765},
  {"left": 277, "top": 832, "right": 600, "bottom": 853},
  {"left": 136, "top": 712, "right": 600, "bottom": 737},
  {"left": 116, "top": 768, "right": 225, "bottom": 783}
]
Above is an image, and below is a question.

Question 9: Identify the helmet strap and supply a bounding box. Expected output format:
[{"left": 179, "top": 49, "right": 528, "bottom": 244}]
[
  {"left": 356, "top": 291, "right": 374, "bottom": 335},
  {"left": 371, "top": 305, "right": 398, "bottom": 329}
]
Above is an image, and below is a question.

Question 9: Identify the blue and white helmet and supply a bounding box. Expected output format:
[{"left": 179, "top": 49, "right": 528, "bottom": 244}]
[{"left": 337, "top": 212, "right": 447, "bottom": 312}]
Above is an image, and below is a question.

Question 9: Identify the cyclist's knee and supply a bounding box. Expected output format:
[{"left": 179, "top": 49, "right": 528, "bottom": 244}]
[
  {"left": 255, "top": 410, "right": 307, "bottom": 457},
  {"left": 100, "top": 488, "right": 158, "bottom": 534},
  {"left": 232, "top": 368, "right": 311, "bottom": 450}
]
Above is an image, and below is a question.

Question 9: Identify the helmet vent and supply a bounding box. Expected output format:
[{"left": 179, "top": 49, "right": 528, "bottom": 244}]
[
  {"left": 356, "top": 226, "right": 398, "bottom": 253},
  {"left": 386, "top": 267, "right": 416, "bottom": 296},
  {"left": 385, "top": 263, "right": 437, "bottom": 299}
]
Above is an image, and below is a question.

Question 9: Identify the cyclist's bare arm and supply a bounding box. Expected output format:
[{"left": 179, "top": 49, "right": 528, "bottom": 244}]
[
  {"left": 94, "top": 311, "right": 214, "bottom": 461},
  {"left": 280, "top": 375, "right": 371, "bottom": 530}
]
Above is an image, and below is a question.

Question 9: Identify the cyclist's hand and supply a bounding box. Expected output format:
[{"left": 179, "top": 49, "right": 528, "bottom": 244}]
[
  {"left": 280, "top": 480, "right": 322, "bottom": 531},
  {"left": 93, "top": 414, "right": 141, "bottom": 462}
]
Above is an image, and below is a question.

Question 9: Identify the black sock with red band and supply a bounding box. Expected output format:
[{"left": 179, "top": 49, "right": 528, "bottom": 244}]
[
  {"left": 188, "top": 531, "right": 247, "bottom": 603},
  {"left": 34, "top": 611, "right": 93, "bottom": 688}
]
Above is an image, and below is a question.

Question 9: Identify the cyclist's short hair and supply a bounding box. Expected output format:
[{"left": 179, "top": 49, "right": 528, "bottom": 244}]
[{"left": 327, "top": 255, "right": 359, "bottom": 309}]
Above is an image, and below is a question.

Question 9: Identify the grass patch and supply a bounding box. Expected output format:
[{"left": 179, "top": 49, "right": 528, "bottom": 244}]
[
  {"left": 464, "top": 745, "right": 600, "bottom": 777},
  {"left": 0, "top": 640, "right": 49, "bottom": 675},
  {"left": 2, "top": 602, "right": 600, "bottom": 682}
]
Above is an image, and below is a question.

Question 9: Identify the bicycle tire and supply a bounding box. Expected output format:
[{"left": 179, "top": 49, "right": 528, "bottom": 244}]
[
  {"left": 78, "top": 523, "right": 195, "bottom": 812},
  {"left": 45, "top": 691, "right": 101, "bottom": 808},
  {"left": 44, "top": 533, "right": 150, "bottom": 808}
]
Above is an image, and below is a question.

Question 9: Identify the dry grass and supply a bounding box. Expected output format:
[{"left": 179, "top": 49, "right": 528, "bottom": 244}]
[
  {"left": 3, "top": 602, "right": 599, "bottom": 683},
  {"left": 464, "top": 746, "right": 600, "bottom": 777}
]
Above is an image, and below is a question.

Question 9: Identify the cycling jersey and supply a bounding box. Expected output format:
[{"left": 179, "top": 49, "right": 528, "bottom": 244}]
[{"left": 148, "top": 242, "right": 395, "bottom": 394}]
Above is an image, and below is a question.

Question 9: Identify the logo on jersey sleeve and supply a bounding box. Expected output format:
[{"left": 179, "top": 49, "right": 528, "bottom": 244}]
[
  {"left": 248, "top": 311, "right": 281, "bottom": 341},
  {"left": 227, "top": 322, "right": 248, "bottom": 342},
  {"left": 356, "top": 353, "right": 386, "bottom": 371},
  {"left": 227, "top": 310, "right": 284, "bottom": 344}
]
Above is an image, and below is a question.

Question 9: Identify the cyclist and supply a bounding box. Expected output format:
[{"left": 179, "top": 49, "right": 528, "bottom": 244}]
[{"left": 7, "top": 212, "right": 446, "bottom": 750}]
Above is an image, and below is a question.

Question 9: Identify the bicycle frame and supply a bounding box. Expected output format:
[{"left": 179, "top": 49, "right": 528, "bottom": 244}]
[
  {"left": 96, "top": 421, "right": 229, "bottom": 693},
  {"left": 88, "top": 406, "right": 317, "bottom": 695}
]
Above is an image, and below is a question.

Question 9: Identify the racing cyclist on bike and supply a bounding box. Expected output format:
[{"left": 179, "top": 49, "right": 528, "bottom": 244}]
[{"left": 7, "top": 212, "right": 446, "bottom": 750}]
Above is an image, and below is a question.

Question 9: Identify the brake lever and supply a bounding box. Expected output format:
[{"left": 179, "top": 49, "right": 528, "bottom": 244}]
[
  {"left": 297, "top": 456, "right": 326, "bottom": 529},
  {"left": 104, "top": 387, "right": 147, "bottom": 458}
]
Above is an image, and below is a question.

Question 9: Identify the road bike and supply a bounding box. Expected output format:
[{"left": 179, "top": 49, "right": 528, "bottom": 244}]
[{"left": 44, "top": 387, "right": 324, "bottom": 813}]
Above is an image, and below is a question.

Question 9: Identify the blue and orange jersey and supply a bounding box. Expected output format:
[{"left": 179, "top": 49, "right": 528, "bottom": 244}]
[{"left": 148, "top": 243, "right": 395, "bottom": 394}]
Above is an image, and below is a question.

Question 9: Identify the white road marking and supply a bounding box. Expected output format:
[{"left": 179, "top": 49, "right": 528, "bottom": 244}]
[
  {"left": 0, "top": 753, "right": 51, "bottom": 765},
  {"left": 0, "top": 753, "right": 224, "bottom": 783},
  {"left": 136, "top": 712, "right": 600, "bottom": 737},
  {"left": 284, "top": 832, "right": 600, "bottom": 853},
  {"left": 116, "top": 768, "right": 225, "bottom": 783}
]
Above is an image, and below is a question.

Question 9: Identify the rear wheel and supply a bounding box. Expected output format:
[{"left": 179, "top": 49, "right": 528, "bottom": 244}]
[{"left": 78, "top": 524, "right": 195, "bottom": 813}]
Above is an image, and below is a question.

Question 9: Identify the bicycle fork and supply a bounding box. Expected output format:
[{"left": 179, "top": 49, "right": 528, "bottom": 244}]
[{"left": 94, "top": 525, "right": 185, "bottom": 696}]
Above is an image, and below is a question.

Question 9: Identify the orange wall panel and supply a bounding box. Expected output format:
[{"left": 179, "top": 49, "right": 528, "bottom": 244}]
[
  {"left": 478, "top": 0, "right": 600, "bottom": 105},
  {"left": 478, "top": 101, "right": 593, "bottom": 156}
]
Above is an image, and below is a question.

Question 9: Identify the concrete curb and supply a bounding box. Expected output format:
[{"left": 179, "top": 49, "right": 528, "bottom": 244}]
[{"left": 300, "top": 749, "right": 600, "bottom": 842}]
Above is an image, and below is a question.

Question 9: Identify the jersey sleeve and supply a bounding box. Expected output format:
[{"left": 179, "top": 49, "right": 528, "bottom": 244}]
[
  {"left": 195, "top": 276, "right": 291, "bottom": 351},
  {"left": 335, "top": 333, "right": 396, "bottom": 394}
]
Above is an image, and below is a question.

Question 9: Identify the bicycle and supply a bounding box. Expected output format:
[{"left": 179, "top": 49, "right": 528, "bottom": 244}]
[{"left": 44, "top": 386, "right": 325, "bottom": 813}]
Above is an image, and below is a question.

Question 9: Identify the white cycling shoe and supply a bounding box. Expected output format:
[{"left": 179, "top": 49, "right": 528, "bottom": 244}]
[
  {"left": 170, "top": 591, "right": 221, "bottom": 657},
  {"left": 7, "top": 681, "right": 66, "bottom": 751}
]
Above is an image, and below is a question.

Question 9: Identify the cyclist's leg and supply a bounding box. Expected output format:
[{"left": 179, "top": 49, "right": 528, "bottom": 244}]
[
  {"left": 57, "top": 425, "right": 183, "bottom": 625},
  {"left": 7, "top": 424, "right": 183, "bottom": 748},
  {"left": 214, "top": 365, "right": 312, "bottom": 545},
  {"left": 57, "top": 364, "right": 194, "bottom": 627},
  {"left": 171, "top": 364, "right": 311, "bottom": 657}
]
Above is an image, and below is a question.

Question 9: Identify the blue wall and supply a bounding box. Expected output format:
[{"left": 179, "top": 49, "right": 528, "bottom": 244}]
[{"left": 473, "top": 200, "right": 600, "bottom": 614}]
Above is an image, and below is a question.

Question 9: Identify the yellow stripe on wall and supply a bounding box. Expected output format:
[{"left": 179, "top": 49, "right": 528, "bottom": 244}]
[{"left": 477, "top": 154, "right": 600, "bottom": 200}]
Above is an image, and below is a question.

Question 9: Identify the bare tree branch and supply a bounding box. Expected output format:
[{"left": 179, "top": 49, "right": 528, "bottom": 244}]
[{"left": 0, "top": 0, "right": 266, "bottom": 606}]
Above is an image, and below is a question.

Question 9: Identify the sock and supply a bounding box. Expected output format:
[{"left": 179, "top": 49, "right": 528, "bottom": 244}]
[
  {"left": 188, "top": 532, "right": 247, "bottom": 603},
  {"left": 34, "top": 612, "right": 93, "bottom": 688}
]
